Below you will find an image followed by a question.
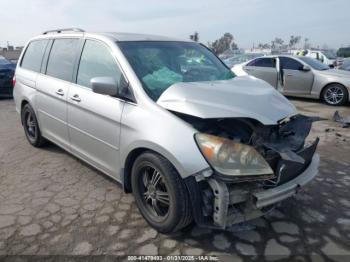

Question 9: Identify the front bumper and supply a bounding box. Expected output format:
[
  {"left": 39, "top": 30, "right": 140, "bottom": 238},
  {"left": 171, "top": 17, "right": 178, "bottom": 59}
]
[
  {"left": 253, "top": 154, "right": 319, "bottom": 208},
  {"left": 185, "top": 148, "right": 319, "bottom": 230}
]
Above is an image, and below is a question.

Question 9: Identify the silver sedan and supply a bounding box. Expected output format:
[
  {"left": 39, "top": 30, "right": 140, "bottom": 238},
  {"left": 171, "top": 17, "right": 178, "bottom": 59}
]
[{"left": 232, "top": 55, "right": 350, "bottom": 106}]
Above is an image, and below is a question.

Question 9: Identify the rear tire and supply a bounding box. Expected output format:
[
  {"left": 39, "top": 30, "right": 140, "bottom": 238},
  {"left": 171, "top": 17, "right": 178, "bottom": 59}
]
[
  {"left": 131, "top": 152, "right": 193, "bottom": 233},
  {"left": 21, "top": 104, "right": 46, "bottom": 147},
  {"left": 322, "top": 84, "right": 348, "bottom": 106}
]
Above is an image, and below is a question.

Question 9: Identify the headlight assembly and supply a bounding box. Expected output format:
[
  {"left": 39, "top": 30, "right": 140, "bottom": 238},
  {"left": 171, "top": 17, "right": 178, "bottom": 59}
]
[{"left": 195, "top": 133, "right": 273, "bottom": 177}]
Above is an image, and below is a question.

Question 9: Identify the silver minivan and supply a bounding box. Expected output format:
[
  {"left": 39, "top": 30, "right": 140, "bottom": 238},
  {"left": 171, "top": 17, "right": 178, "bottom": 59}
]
[{"left": 14, "top": 28, "right": 320, "bottom": 233}]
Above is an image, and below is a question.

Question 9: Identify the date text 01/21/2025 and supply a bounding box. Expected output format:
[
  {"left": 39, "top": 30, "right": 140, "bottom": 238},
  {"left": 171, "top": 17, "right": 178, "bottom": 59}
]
[{"left": 127, "top": 255, "right": 219, "bottom": 261}]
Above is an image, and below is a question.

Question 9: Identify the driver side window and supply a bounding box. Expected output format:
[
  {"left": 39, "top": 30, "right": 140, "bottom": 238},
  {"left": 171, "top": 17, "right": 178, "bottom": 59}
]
[
  {"left": 279, "top": 57, "right": 303, "bottom": 70},
  {"left": 77, "top": 40, "right": 122, "bottom": 88},
  {"left": 246, "top": 58, "right": 275, "bottom": 68}
]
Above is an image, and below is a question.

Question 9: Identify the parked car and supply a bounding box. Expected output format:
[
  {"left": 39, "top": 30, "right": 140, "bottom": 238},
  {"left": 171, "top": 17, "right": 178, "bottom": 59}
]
[
  {"left": 306, "top": 50, "right": 337, "bottom": 67},
  {"left": 0, "top": 56, "right": 16, "bottom": 98},
  {"left": 233, "top": 55, "right": 350, "bottom": 106},
  {"left": 339, "top": 58, "right": 350, "bottom": 71},
  {"left": 14, "top": 28, "right": 320, "bottom": 233},
  {"left": 294, "top": 49, "right": 337, "bottom": 67},
  {"left": 223, "top": 53, "right": 264, "bottom": 68}
]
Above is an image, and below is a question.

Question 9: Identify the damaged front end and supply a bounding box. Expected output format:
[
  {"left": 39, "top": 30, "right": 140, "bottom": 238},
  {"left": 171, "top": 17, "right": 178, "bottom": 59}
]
[
  {"left": 178, "top": 113, "right": 320, "bottom": 230},
  {"left": 156, "top": 80, "right": 321, "bottom": 229}
]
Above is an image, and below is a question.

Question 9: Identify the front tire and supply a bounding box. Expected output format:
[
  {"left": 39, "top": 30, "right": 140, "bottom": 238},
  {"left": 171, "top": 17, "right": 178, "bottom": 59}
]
[
  {"left": 322, "top": 84, "right": 348, "bottom": 106},
  {"left": 21, "top": 103, "right": 46, "bottom": 147},
  {"left": 131, "top": 152, "right": 193, "bottom": 233}
]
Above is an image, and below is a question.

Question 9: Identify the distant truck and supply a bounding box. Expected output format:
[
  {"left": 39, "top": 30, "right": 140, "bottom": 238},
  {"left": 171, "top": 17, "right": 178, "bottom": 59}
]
[
  {"left": 294, "top": 49, "right": 336, "bottom": 67},
  {"left": 337, "top": 47, "right": 350, "bottom": 58}
]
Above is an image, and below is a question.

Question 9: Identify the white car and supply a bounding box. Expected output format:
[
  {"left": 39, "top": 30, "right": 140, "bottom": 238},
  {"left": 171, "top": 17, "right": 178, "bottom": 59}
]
[{"left": 305, "top": 50, "right": 336, "bottom": 67}]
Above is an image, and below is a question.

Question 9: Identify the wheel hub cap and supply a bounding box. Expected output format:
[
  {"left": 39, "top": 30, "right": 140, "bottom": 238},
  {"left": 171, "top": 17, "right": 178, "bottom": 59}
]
[
  {"left": 147, "top": 185, "right": 156, "bottom": 199},
  {"left": 25, "top": 112, "right": 36, "bottom": 138},
  {"left": 325, "top": 86, "right": 344, "bottom": 104},
  {"left": 141, "top": 167, "right": 170, "bottom": 217}
]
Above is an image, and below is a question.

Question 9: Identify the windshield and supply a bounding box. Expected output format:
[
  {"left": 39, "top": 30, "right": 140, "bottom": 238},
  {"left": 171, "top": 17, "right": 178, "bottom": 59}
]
[
  {"left": 298, "top": 56, "right": 330, "bottom": 70},
  {"left": 323, "top": 50, "right": 336, "bottom": 59},
  {"left": 118, "top": 41, "right": 235, "bottom": 100}
]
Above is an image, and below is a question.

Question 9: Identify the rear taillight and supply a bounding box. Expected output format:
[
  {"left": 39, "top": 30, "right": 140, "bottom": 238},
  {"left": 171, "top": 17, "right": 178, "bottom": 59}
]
[{"left": 12, "top": 76, "right": 16, "bottom": 88}]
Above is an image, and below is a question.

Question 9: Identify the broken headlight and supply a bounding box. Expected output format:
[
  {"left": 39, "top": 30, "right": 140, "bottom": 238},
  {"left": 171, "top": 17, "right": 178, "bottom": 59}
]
[{"left": 195, "top": 133, "right": 273, "bottom": 177}]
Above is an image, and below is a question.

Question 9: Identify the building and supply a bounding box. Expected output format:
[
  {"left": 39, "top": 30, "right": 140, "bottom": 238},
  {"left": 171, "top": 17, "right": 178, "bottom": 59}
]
[
  {"left": 0, "top": 47, "right": 23, "bottom": 62},
  {"left": 244, "top": 48, "right": 271, "bottom": 55}
]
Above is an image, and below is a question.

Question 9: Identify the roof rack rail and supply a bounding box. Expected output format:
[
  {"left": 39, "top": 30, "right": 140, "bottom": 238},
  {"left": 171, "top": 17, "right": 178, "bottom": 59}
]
[{"left": 42, "top": 28, "right": 85, "bottom": 35}]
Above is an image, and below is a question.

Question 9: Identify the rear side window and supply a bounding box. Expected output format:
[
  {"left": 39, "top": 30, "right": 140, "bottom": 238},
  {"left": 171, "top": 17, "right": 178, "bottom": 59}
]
[
  {"left": 21, "top": 40, "right": 49, "bottom": 72},
  {"left": 279, "top": 57, "right": 303, "bottom": 70},
  {"left": 246, "top": 58, "right": 275, "bottom": 68},
  {"left": 77, "top": 40, "right": 122, "bottom": 88},
  {"left": 46, "top": 38, "right": 79, "bottom": 81}
]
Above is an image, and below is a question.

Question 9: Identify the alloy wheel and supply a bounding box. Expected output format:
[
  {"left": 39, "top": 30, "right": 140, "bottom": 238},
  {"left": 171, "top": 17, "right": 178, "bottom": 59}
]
[
  {"left": 140, "top": 166, "right": 170, "bottom": 218},
  {"left": 324, "top": 86, "right": 344, "bottom": 105},
  {"left": 24, "top": 111, "right": 36, "bottom": 139}
]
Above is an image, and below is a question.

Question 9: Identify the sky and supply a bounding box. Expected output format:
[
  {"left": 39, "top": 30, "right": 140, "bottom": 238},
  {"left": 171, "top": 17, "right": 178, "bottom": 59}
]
[{"left": 0, "top": 0, "right": 349, "bottom": 49}]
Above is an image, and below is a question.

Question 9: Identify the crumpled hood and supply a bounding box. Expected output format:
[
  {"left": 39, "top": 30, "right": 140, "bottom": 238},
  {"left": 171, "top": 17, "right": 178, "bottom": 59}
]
[
  {"left": 318, "top": 69, "right": 350, "bottom": 78},
  {"left": 157, "top": 76, "right": 297, "bottom": 125}
]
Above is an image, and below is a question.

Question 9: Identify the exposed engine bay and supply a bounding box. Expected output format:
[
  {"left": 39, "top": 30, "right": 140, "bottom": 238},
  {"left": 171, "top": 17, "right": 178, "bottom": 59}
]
[{"left": 174, "top": 112, "right": 321, "bottom": 229}]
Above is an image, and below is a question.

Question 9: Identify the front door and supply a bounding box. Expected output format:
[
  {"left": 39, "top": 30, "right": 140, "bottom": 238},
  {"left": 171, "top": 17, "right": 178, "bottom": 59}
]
[
  {"left": 67, "top": 39, "right": 125, "bottom": 178},
  {"left": 278, "top": 57, "right": 314, "bottom": 95}
]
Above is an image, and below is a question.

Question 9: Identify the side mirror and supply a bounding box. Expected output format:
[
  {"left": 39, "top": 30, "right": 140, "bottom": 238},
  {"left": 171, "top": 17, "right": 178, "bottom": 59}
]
[
  {"left": 91, "top": 77, "right": 118, "bottom": 96},
  {"left": 301, "top": 65, "right": 311, "bottom": 72}
]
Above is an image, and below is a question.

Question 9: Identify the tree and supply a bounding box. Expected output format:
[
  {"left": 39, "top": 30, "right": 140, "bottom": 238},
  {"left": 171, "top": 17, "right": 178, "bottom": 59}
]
[
  {"left": 211, "top": 32, "right": 238, "bottom": 55},
  {"left": 190, "top": 32, "right": 199, "bottom": 42},
  {"left": 271, "top": 40, "right": 276, "bottom": 49},
  {"left": 274, "top": 37, "right": 284, "bottom": 46},
  {"left": 258, "top": 43, "right": 271, "bottom": 49},
  {"left": 271, "top": 37, "right": 284, "bottom": 50},
  {"left": 231, "top": 41, "right": 238, "bottom": 50},
  {"left": 289, "top": 35, "right": 301, "bottom": 48},
  {"left": 304, "top": 37, "right": 311, "bottom": 49}
]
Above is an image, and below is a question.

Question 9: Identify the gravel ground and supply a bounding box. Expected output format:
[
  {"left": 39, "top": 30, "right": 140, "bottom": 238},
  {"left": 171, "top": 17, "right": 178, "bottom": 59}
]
[{"left": 0, "top": 97, "right": 350, "bottom": 261}]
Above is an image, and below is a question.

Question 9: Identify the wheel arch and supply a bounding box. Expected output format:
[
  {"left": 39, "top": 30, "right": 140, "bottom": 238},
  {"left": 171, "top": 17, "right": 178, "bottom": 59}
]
[
  {"left": 121, "top": 146, "right": 185, "bottom": 193},
  {"left": 122, "top": 147, "right": 149, "bottom": 193}
]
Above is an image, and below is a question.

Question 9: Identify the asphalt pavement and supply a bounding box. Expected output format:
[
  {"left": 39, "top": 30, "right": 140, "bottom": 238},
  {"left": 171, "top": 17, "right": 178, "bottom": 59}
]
[{"left": 0, "top": 98, "right": 349, "bottom": 262}]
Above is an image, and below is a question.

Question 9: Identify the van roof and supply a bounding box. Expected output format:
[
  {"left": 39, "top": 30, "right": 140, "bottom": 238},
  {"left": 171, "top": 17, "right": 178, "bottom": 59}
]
[
  {"left": 100, "top": 32, "right": 189, "bottom": 42},
  {"left": 38, "top": 29, "right": 190, "bottom": 42}
]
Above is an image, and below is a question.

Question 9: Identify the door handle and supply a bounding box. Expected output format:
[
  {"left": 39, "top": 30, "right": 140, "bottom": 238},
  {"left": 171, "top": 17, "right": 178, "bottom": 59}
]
[
  {"left": 245, "top": 68, "right": 254, "bottom": 71},
  {"left": 55, "top": 89, "right": 64, "bottom": 96},
  {"left": 70, "top": 94, "right": 81, "bottom": 102},
  {"left": 286, "top": 74, "right": 293, "bottom": 77}
]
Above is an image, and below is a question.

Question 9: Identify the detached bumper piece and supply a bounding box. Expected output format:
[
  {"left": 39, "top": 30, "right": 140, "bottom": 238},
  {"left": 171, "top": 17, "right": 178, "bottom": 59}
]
[
  {"left": 253, "top": 154, "right": 319, "bottom": 208},
  {"left": 185, "top": 139, "right": 319, "bottom": 230}
]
